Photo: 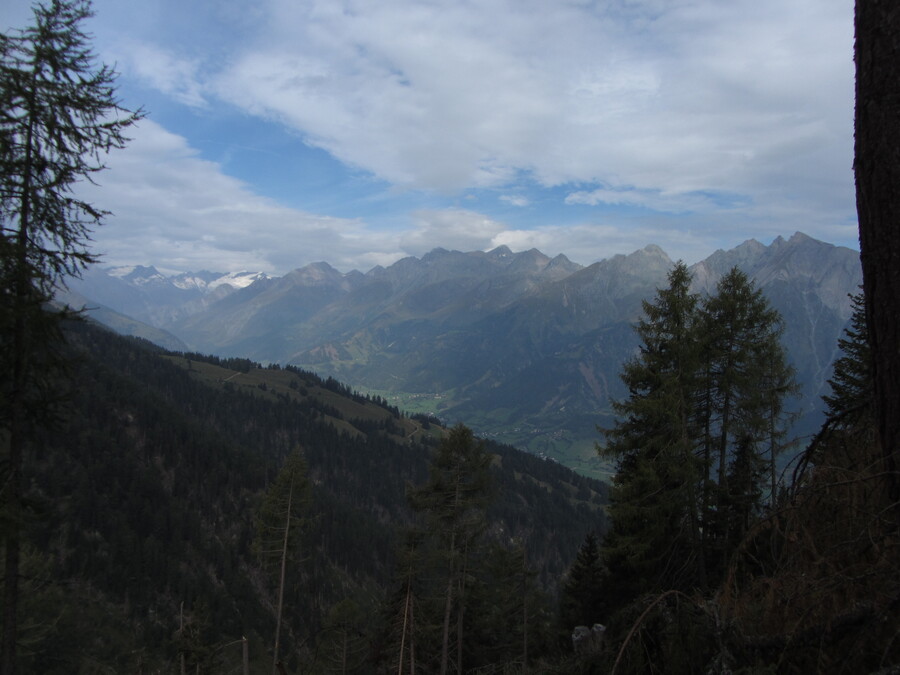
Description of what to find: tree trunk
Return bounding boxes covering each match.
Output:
[398,583,410,675]
[409,593,416,675]
[439,572,453,675]
[1,73,39,675]
[522,545,528,673]
[272,475,294,675]
[855,0,900,518]
[455,538,471,675]
[180,603,187,675]
[679,384,707,589]
[440,475,462,675]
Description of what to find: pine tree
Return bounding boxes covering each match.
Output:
[0,3,142,671]
[377,527,426,675]
[698,268,796,572]
[466,540,551,670]
[408,424,492,675]
[702,268,796,569]
[254,448,313,675]
[318,597,368,675]
[701,268,767,515]
[599,265,796,606]
[559,532,606,630]
[599,262,706,606]
[824,292,872,426]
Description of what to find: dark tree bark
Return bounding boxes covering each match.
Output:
[854,0,900,513]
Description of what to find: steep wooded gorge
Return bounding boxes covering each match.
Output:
[66,232,862,478]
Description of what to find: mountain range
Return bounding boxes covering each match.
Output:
[64,232,862,478]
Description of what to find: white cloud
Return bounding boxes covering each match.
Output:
[401,209,509,255]
[118,43,208,108]
[82,118,686,273]
[500,195,530,207]
[204,0,852,219]
[20,0,855,275]
[76,117,855,276]
[79,120,377,273]
[564,187,727,214]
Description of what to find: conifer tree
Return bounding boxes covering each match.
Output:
[559,532,606,630]
[0,2,141,671]
[813,292,875,475]
[599,265,796,607]
[599,262,706,605]
[318,597,368,675]
[254,448,312,675]
[467,540,551,670]
[408,424,492,675]
[823,292,872,426]
[378,527,426,675]
[698,268,795,569]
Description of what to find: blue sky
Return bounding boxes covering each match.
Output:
[1,0,857,275]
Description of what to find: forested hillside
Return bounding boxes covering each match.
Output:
[13,320,606,672]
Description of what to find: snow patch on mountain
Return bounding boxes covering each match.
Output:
[208,271,270,290]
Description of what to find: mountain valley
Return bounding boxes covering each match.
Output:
[65,232,862,478]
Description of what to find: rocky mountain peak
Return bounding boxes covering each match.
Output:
[422,247,451,263]
[546,253,581,276]
[639,243,670,260]
[287,261,343,284]
[487,245,514,260]
[506,248,552,274]
[118,265,167,286]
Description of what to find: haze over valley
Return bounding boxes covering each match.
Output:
[65,231,861,478]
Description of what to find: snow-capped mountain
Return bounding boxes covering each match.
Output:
[63,266,271,326]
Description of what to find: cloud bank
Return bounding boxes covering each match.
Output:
[3,0,858,274]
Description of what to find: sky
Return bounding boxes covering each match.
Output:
[1,0,858,276]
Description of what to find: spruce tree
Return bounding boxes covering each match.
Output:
[254,448,313,675]
[466,541,551,670]
[698,268,795,571]
[814,292,875,474]
[559,532,606,630]
[600,265,796,606]
[823,292,872,425]
[599,262,706,606]
[408,424,492,675]
[318,597,368,675]
[0,2,141,671]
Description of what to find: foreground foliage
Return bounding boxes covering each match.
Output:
[599,264,797,607]
[0,1,142,670]
[573,277,899,673]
